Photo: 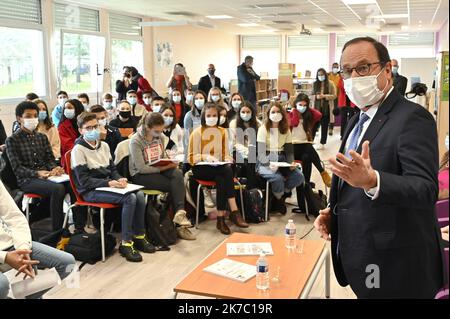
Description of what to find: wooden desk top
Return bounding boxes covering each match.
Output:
[174,233,326,299]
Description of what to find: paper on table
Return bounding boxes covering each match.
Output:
[47,174,70,183]
[203,258,256,283]
[270,161,301,168]
[95,183,144,195]
[196,161,233,166]
[3,267,61,299]
[226,242,274,256]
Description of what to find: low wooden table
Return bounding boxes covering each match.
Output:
[173,233,330,299]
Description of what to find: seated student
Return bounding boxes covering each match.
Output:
[169,89,187,128]
[6,101,69,230]
[58,99,84,169]
[51,91,69,128]
[34,99,61,162]
[218,105,233,156]
[185,88,195,109]
[0,180,75,299]
[77,93,90,111]
[89,105,122,158]
[208,87,228,112]
[438,138,449,200]
[142,91,154,112]
[160,105,184,157]
[151,96,165,114]
[257,101,304,214]
[228,93,244,122]
[229,101,260,189]
[126,90,147,120]
[71,112,154,262]
[129,113,195,240]
[109,100,139,139]
[102,93,116,122]
[289,94,331,187]
[188,102,249,235]
[26,92,39,101]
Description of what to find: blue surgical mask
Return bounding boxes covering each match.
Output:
[64,109,75,119]
[240,113,251,122]
[164,116,174,126]
[38,111,47,121]
[84,129,100,142]
[127,97,137,106]
[318,75,326,82]
[296,104,307,113]
[392,66,398,75]
[103,102,113,110]
[211,95,220,102]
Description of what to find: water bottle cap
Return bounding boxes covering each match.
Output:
[288,219,293,223]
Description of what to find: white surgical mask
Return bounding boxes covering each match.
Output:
[231,100,241,110]
[296,104,307,113]
[64,109,75,119]
[219,116,226,126]
[205,116,218,127]
[240,113,251,122]
[127,97,137,106]
[172,96,181,103]
[269,113,282,123]
[103,102,113,110]
[143,98,152,105]
[164,116,174,126]
[211,95,220,102]
[343,68,388,109]
[318,75,326,82]
[23,118,39,131]
[58,98,67,107]
[186,94,194,103]
[152,105,162,113]
[82,103,89,111]
[332,67,339,74]
[98,119,107,127]
[195,99,205,109]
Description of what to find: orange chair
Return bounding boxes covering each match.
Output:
[23,193,43,222]
[62,150,119,262]
[194,178,245,229]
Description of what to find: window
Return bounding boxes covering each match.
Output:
[241,35,281,79]
[111,39,143,89]
[335,33,378,62]
[109,13,142,37]
[0,0,42,25]
[287,35,328,77]
[388,32,435,58]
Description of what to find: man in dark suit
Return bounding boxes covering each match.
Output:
[314,37,444,298]
[198,64,221,96]
[391,59,408,96]
[237,56,260,107]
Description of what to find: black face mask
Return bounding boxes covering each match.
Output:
[119,111,131,119]
[208,69,215,76]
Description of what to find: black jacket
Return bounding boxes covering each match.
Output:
[198,75,221,95]
[237,63,260,106]
[115,79,138,101]
[393,73,408,96]
[0,120,6,145]
[330,88,444,298]
[104,125,122,159]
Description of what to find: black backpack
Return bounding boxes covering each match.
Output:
[64,231,116,264]
[145,201,177,247]
[295,182,327,220]
[237,188,265,224]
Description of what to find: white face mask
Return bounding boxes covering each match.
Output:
[23,118,39,131]
[127,97,137,106]
[269,113,282,123]
[205,116,218,127]
[332,67,339,74]
[98,119,107,127]
[343,68,388,109]
[219,116,226,126]
[152,104,162,113]
[58,98,67,107]
[296,104,307,113]
[211,95,220,102]
[164,116,174,126]
[240,112,251,122]
[103,102,113,110]
[195,99,205,109]
[143,98,152,105]
[82,103,89,110]
[318,75,326,82]
[64,109,75,119]
[186,94,194,102]
[231,100,241,110]
[172,95,181,103]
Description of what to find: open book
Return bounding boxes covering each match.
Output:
[195,161,233,167]
[95,183,144,195]
[47,174,70,183]
[203,258,256,283]
[226,242,274,256]
[270,161,301,168]
[150,158,179,167]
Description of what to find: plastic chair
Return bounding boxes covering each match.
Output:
[194,178,245,229]
[23,193,43,222]
[62,150,119,262]
[142,189,164,205]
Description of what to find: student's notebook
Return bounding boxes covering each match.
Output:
[269,161,301,168]
[47,174,70,183]
[195,161,233,167]
[226,243,274,256]
[203,258,256,283]
[150,159,179,167]
[95,183,144,195]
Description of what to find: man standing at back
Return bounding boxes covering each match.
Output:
[198,64,221,96]
[237,56,260,107]
[391,59,408,96]
[314,37,444,298]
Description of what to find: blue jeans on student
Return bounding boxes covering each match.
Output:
[0,241,76,299]
[82,190,146,242]
[258,165,304,199]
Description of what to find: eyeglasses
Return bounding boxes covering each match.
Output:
[83,124,100,131]
[340,61,384,79]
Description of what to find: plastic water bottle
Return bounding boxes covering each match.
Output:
[256,253,269,290]
[285,219,296,249]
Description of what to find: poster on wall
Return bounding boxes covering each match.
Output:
[156,42,173,68]
[441,53,449,102]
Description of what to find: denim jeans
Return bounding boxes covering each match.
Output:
[258,165,304,199]
[0,241,76,299]
[82,190,146,241]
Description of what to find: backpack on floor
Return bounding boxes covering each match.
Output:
[295,182,327,220]
[236,188,265,224]
[145,202,177,247]
[64,231,116,264]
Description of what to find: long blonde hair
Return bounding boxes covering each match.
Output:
[440,151,449,171]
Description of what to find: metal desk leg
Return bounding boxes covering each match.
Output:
[299,248,330,299]
[172,292,178,299]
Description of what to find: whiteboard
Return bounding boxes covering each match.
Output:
[400,58,437,92]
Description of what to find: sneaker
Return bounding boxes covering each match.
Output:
[176,227,197,240]
[133,236,156,253]
[328,127,333,136]
[155,245,171,251]
[204,189,215,208]
[173,210,192,227]
[119,243,142,262]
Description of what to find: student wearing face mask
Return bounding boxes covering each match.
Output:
[150,96,165,114]
[167,63,192,97]
[142,91,154,112]
[51,91,69,128]
[188,103,249,235]
[109,101,139,139]
[77,93,90,111]
[228,93,245,122]
[289,94,331,188]
[6,102,69,231]
[102,93,116,122]
[328,63,342,136]
[160,105,184,157]
[257,102,305,215]
[72,112,155,262]
[208,87,228,111]
[198,64,221,98]
[34,99,61,161]
[169,89,187,128]
[185,89,195,108]
[129,112,195,240]
[229,101,261,189]
[89,105,122,159]
[391,59,408,96]
[58,99,84,169]
[314,37,443,299]
[183,90,207,174]
[126,90,147,120]
[313,68,337,150]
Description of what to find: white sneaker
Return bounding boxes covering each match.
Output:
[173,210,192,227]
[204,189,215,208]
